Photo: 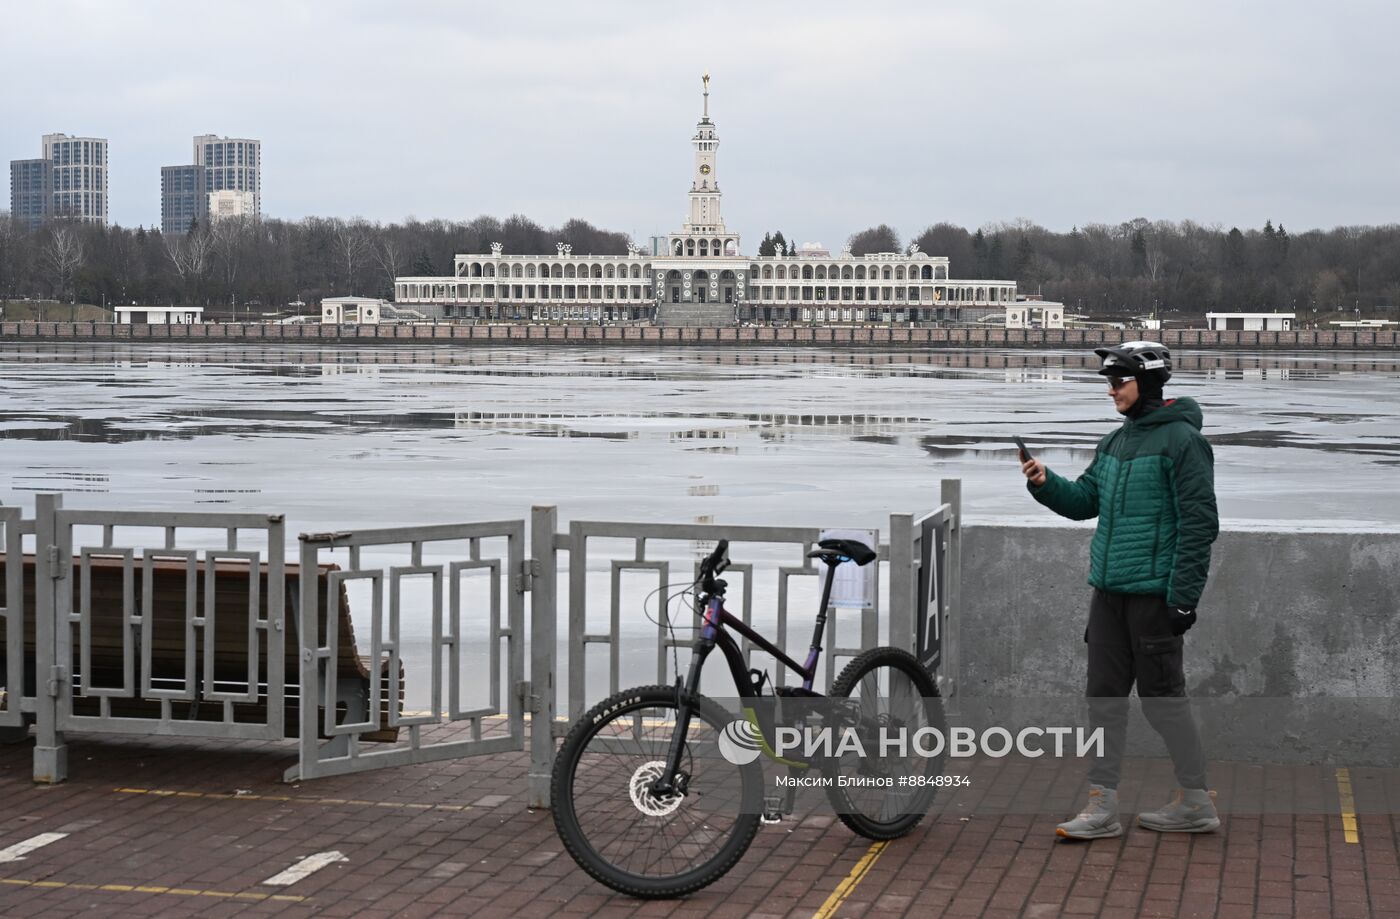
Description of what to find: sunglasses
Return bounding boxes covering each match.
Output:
[1106,377,1136,391]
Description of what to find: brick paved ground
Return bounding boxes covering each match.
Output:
[1,730,1398,918]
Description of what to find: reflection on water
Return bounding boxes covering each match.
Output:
[1,344,1398,529]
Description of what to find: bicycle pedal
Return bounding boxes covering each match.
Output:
[761,795,784,824]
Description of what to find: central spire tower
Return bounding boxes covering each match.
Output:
[688,73,722,231]
[670,73,739,259]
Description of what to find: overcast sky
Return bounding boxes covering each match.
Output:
[5,1,1397,249]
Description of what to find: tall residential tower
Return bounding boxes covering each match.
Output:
[194,135,260,218]
[8,134,108,229]
[160,135,260,234]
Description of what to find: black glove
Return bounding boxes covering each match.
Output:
[1169,607,1197,636]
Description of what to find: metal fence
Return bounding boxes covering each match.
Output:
[1,485,961,805]
[286,520,526,781]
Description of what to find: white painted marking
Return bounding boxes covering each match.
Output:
[261,850,348,886]
[0,832,69,864]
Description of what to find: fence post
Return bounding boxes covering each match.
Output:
[0,507,24,743]
[32,493,66,783]
[291,536,320,782]
[887,511,914,654]
[567,519,588,722]
[941,478,962,700]
[527,505,558,809]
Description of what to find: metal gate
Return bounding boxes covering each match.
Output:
[286,520,527,781]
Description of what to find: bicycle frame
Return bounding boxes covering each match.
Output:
[651,559,841,795]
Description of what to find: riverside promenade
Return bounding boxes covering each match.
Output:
[2,728,1397,918]
[2,320,1399,351]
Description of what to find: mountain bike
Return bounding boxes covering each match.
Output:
[551,537,947,898]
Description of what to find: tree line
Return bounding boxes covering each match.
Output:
[0,213,631,315]
[844,220,1400,320]
[2,210,1398,320]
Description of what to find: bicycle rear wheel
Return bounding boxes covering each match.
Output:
[826,647,947,839]
[551,685,764,898]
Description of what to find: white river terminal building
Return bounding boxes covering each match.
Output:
[394,77,1016,325]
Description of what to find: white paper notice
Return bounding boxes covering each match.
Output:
[818,528,878,609]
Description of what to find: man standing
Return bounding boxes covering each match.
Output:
[1020,341,1220,839]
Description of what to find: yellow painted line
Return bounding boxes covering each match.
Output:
[0,877,304,902]
[1336,767,1359,843]
[113,786,471,813]
[812,841,888,919]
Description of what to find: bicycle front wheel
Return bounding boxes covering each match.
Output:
[826,647,947,839]
[551,685,764,898]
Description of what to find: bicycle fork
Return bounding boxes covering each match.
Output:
[650,635,714,798]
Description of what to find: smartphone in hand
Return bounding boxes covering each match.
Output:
[1013,436,1032,463]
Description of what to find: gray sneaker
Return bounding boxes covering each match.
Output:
[1056,784,1123,839]
[1137,788,1221,833]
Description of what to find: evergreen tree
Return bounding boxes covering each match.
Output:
[1014,235,1035,279]
[759,232,773,257]
[971,229,987,276]
[987,235,1005,277]
[772,231,787,258]
[411,248,436,276]
[1222,228,1247,273]
[1130,230,1148,275]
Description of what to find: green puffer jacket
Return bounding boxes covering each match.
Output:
[1027,397,1219,608]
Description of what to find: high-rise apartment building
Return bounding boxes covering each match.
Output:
[43,134,108,224]
[10,159,53,228]
[161,135,260,234]
[8,134,108,229]
[194,135,259,217]
[160,164,206,235]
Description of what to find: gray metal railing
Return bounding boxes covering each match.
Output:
[286,520,527,781]
[4,484,961,806]
[26,494,286,782]
[560,520,884,718]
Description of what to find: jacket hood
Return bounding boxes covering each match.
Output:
[1134,396,1203,431]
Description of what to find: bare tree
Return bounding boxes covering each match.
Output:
[372,231,403,297]
[332,218,371,293]
[847,224,902,256]
[0,214,20,310]
[1143,228,1168,282]
[164,225,213,302]
[209,215,253,306]
[45,225,85,305]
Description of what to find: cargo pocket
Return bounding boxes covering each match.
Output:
[1136,633,1186,696]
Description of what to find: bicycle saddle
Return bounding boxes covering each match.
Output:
[807,538,877,566]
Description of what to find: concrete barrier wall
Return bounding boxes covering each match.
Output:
[1,321,1398,350]
[960,525,1400,698]
[959,524,1400,764]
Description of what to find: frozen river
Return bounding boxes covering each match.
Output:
[2,343,1398,531]
[3,343,1398,708]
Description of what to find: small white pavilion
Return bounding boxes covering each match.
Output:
[113,306,204,325]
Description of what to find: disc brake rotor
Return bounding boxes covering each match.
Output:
[628,761,684,817]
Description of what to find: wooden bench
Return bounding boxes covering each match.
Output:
[0,553,401,743]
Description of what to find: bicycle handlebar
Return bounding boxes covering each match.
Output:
[700,539,729,594]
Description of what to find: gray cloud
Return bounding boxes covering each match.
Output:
[4,0,1396,249]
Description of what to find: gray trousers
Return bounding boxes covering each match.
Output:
[1084,588,1208,790]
